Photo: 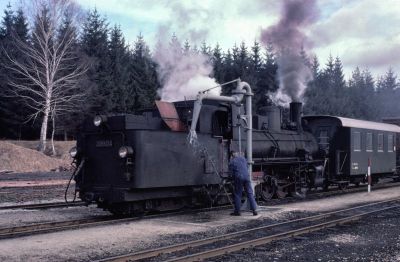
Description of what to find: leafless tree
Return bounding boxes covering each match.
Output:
[4,0,87,153]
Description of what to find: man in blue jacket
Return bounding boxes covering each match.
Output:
[229,151,258,216]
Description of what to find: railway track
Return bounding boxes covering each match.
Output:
[0,180,399,240]
[265,179,400,205]
[0,201,85,210]
[0,178,395,211]
[97,197,400,262]
[0,204,232,239]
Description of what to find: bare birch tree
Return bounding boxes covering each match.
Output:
[4,0,87,153]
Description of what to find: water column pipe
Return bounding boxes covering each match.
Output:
[239,81,254,189]
[188,80,254,190]
[189,81,244,144]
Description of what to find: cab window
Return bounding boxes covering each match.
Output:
[212,110,231,138]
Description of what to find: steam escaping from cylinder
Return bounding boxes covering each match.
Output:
[261,0,318,106]
[153,36,220,102]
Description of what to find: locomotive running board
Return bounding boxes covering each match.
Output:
[155,101,187,132]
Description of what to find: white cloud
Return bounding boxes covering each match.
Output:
[3,0,399,77]
[78,0,170,23]
[76,0,279,49]
[308,0,400,77]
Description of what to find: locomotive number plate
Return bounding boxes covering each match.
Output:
[96,140,113,147]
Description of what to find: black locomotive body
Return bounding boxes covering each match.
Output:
[75,101,227,214]
[72,99,400,215]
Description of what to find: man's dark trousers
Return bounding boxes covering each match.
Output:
[233,176,257,214]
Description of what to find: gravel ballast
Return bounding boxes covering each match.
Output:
[0,172,73,205]
[216,207,400,262]
[0,186,400,261]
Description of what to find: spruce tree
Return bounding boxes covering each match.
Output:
[249,40,264,108]
[183,39,190,54]
[221,49,235,94]
[237,41,249,78]
[0,3,15,138]
[108,25,130,112]
[80,8,111,114]
[200,41,211,56]
[377,68,399,117]
[212,43,224,83]
[0,5,31,138]
[256,43,278,108]
[129,34,158,110]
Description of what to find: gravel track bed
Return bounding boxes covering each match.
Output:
[0,171,71,181]
[0,172,73,205]
[0,184,71,204]
[0,172,399,261]
[213,207,400,261]
[141,211,311,262]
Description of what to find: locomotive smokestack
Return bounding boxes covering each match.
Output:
[290,102,303,131]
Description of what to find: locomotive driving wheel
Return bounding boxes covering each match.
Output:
[259,181,276,201]
[276,184,289,199]
[338,182,349,190]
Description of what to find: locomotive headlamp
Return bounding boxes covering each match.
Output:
[93,115,107,127]
[69,146,78,158]
[118,146,133,158]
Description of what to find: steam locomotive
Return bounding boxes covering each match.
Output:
[69,81,400,215]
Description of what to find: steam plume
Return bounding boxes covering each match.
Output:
[261,0,318,106]
[154,35,219,102]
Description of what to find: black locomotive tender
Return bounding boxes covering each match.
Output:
[70,81,400,215]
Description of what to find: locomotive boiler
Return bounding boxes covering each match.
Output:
[70,80,324,215]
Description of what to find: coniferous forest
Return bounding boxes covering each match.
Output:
[0,3,399,144]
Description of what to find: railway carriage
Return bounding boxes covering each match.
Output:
[304,116,400,187]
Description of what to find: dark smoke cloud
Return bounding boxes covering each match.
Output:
[261,0,319,106]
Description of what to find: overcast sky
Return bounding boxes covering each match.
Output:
[1,0,400,79]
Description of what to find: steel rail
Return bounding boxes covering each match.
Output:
[0,204,233,239]
[265,180,400,205]
[98,197,400,262]
[169,204,400,262]
[0,201,85,210]
[0,216,122,239]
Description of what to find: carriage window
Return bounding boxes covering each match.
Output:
[377,133,384,152]
[318,130,329,149]
[388,134,394,152]
[366,133,373,152]
[353,131,361,152]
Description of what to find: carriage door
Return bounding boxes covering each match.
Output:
[336,151,348,175]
